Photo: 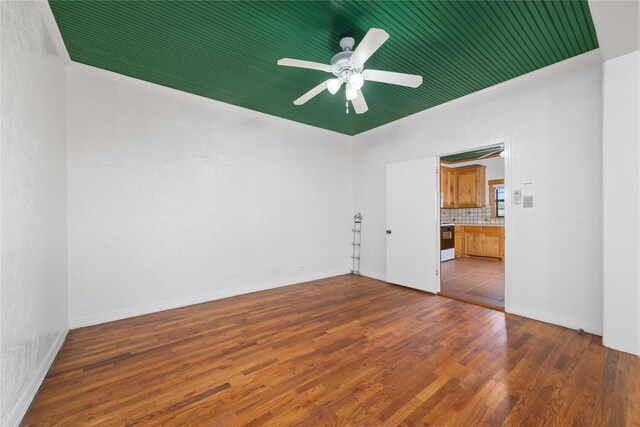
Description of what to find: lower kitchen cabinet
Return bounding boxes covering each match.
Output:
[455,226,504,260]
[482,228,503,258]
[454,226,464,257]
[464,227,484,256]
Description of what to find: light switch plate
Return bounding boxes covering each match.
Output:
[513,190,522,205]
[523,196,534,208]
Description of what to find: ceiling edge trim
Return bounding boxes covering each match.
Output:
[353,48,603,138]
[44,1,70,63]
[67,61,352,138]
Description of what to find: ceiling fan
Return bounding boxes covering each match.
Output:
[277,28,423,114]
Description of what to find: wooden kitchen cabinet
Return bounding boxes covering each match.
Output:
[455,165,486,208]
[482,228,503,258]
[463,226,484,256]
[459,226,504,259]
[440,166,457,208]
[454,226,464,257]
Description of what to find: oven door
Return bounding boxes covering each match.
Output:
[441,227,454,250]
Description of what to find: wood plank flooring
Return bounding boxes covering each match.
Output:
[23,274,640,426]
[441,257,505,309]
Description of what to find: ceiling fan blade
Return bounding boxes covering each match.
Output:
[350,28,390,66]
[352,89,368,114]
[362,69,423,88]
[277,58,332,72]
[294,80,332,105]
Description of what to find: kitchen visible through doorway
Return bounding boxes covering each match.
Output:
[439,145,505,310]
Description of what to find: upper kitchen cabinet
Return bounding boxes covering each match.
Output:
[455,165,486,208]
[440,166,457,208]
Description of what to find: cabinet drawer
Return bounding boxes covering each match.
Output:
[482,226,503,235]
[464,226,482,233]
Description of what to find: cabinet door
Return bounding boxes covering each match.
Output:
[483,233,502,258]
[441,167,456,208]
[464,232,483,256]
[456,166,486,207]
[454,227,464,257]
[482,227,504,259]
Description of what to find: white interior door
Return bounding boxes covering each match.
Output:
[386,156,439,293]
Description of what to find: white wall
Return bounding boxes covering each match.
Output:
[602,51,640,355]
[67,65,353,327]
[590,0,640,356]
[588,0,639,61]
[0,2,68,425]
[352,52,603,334]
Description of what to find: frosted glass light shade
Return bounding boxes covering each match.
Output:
[327,78,342,95]
[349,74,364,90]
[345,86,358,100]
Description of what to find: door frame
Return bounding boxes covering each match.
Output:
[435,137,512,311]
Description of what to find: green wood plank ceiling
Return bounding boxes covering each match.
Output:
[441,146,504,163]
[49,0,598,136]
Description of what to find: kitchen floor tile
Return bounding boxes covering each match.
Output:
[440,257,504,309]
[470,281,505,300]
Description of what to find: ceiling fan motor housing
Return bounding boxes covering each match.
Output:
[339,36,355,51]
[331,37,364,79]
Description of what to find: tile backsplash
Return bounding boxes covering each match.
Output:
[441,206,505,225]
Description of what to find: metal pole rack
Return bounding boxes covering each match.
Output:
[351,213,362,274]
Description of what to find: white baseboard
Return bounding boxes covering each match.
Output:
[353,273,603,337]
[359,270,386,282]
[602,336,640,356]
[507,305,603,336]
[69,269,351,329]
[6,329,68,427]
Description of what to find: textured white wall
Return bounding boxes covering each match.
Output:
[590,0,640,356]
[352,53,603,334]
[602,50,640,355]
[67,65,353,327]
[588,0,639,61]
[0,2,68,425]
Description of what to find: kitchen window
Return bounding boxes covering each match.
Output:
[495,187,505,217]
[489,179,505,218]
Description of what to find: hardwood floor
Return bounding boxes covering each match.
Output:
[441,257,505,309]
[24,274,639,426]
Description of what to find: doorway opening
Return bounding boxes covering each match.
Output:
[438,144,506,311]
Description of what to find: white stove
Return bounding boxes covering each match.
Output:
[441,224,455,262]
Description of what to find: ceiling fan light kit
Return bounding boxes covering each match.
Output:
[345,86,358,101]
[277,28,423,114]
[349,74,364,90]
[327,78,342,95]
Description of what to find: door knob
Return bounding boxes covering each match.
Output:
[386,230,392,235]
